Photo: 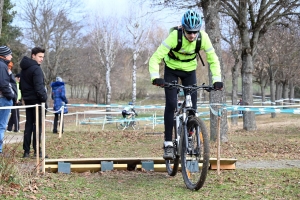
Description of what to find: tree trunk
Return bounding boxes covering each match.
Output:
[132,53,137,105]
[106,64,111,105]
[239,0,256,131]
[270,77,276,118]
[289,81,295,104]
[282,80,289,106]
[231,60,240,126]
[0,0,4,35]
[202,0,228,142]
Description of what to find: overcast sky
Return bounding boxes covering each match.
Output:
[84,0,184,27]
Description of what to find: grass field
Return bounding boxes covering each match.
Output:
[1,110,300,199]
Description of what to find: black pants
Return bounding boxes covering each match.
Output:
[23,102,42,153]
[53,113,63,133]
[7,106,20,132]
[163,66,197,141]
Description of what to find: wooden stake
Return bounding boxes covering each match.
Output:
[217,115,221,175]
[59,106,63,138]
[35,104,39,174]
[42,103,46,174]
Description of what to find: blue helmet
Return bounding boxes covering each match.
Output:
[181,10,202,31]
[128,102,133,105]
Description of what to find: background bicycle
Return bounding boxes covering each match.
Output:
[116,103,139,130]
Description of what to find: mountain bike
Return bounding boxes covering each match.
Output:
[162,81,214,190]
[116,110,139,130]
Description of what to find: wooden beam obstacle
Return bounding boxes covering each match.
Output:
[44,157,237,173]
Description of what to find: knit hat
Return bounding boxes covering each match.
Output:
[56,77,62,82]
[15,73,21,78]
[0,46,12,56]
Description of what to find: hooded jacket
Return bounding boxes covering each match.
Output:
[19,56,47,103]
[50,81,68,113]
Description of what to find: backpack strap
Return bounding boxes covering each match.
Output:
[168,28,205,64]
[196,32,205,66]
[173,27,182,52]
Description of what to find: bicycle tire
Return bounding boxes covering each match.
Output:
[131,121,139,130]
[116,121,125,130]
[165,119,183,176]
[181,116,210,190]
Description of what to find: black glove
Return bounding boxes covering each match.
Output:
[213,82,223,90]
[152,78,165,86]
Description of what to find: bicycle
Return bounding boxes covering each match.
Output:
[161,81,215,190]
[116,110,139,130]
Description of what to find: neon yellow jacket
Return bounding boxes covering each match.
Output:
[149,29,221,83]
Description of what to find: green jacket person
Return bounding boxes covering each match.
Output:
[149,10,223,160]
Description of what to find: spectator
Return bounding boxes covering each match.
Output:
[50,76,68,134]
[19,47,47,158]
[0,46,16,154]
[7,73,22,132]
[122,102,136,119]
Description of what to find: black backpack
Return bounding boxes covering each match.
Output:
[168,26,205,66]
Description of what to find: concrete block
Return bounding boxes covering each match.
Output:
[186,160,199,173]
[141,160,154,171]
[101,161,113,171]
[58,161,71,174]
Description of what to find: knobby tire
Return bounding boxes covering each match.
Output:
[181,116,210,190]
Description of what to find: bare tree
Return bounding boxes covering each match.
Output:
[124,3,153,105]
[18,0,84,99]
[220,0,300,131]
[221,16,242,126]
[88,16,120,105]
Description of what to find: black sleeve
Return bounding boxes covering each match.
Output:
[0,66,14,100]
[33,67,47,102]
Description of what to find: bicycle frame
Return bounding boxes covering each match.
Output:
[171,82,214,156]
[163,81,215,190]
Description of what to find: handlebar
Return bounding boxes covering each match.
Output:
[162,82,215,92]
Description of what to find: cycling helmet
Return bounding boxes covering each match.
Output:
[181,10,202,31]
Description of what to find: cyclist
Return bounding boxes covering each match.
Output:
[149,9,223,160]
[122,102,137,119]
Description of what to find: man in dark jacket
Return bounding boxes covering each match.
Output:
[0,46,16,154]
[20,47,47,158]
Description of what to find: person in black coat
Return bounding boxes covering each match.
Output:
[19,47,47,158]
[0,46,16,154]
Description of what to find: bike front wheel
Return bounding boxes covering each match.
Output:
[181,116,210,190]
[130,121,139,130]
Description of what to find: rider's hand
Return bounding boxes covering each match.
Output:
[152,78,165,86]
[213,82,223,90]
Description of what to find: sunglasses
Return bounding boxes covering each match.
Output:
[185,30,198,35]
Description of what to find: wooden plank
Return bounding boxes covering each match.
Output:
[45,164,129,173]
[210,163,236,170]
[45,157,237,165]
[44,157,238,173]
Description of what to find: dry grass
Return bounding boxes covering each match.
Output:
[1,108,300,199]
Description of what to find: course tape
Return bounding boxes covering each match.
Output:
[68,103,300,118]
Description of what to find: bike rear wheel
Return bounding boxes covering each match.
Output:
[181,116,210,190]
[165,121,182,176]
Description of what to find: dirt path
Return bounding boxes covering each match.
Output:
[4,133,23,144]
[236,160,300,169]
